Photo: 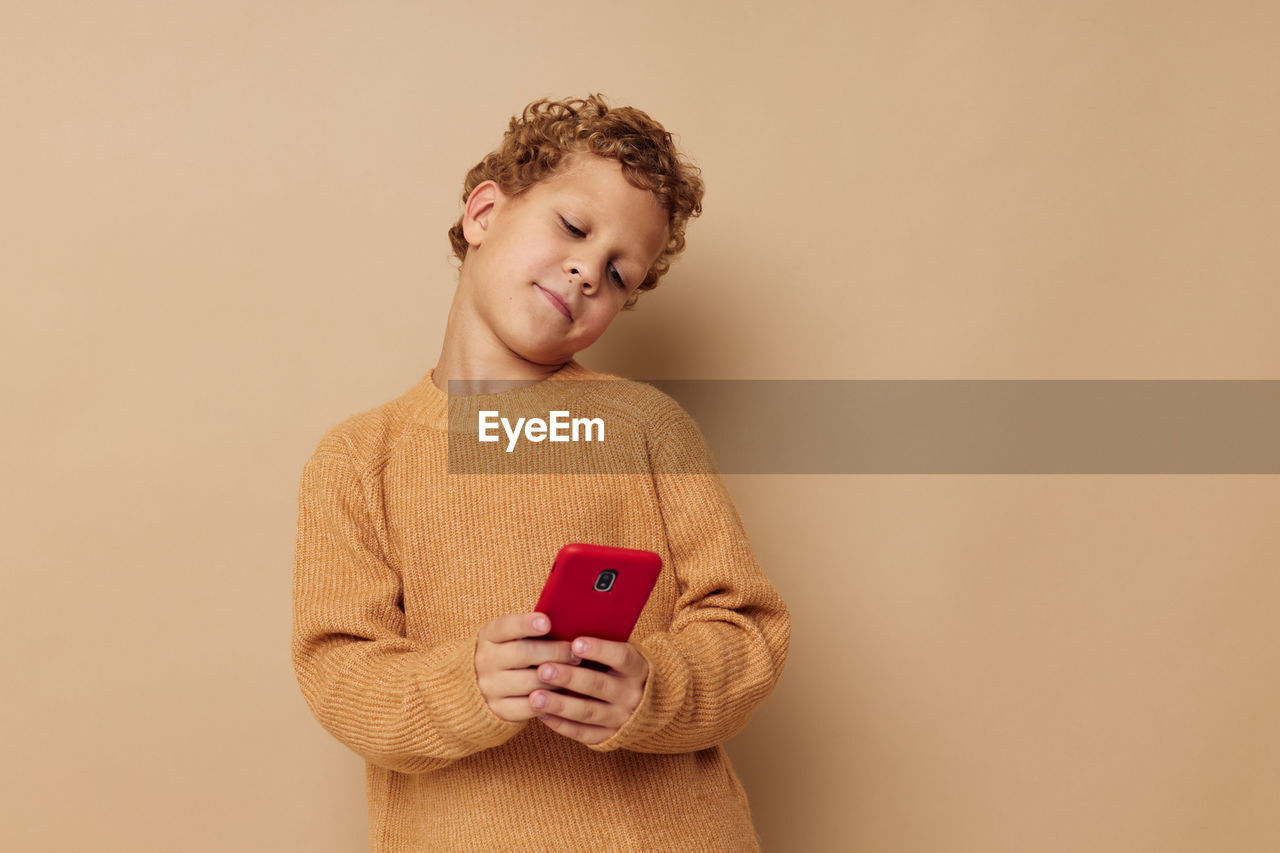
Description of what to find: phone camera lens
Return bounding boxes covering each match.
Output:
[594,569,618,592]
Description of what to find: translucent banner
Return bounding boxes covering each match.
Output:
[446,380,1280,474]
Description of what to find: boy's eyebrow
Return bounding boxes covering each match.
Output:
[557,189,599,214]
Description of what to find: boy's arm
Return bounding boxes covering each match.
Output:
[589,402,792,755]
[291,441,524,774]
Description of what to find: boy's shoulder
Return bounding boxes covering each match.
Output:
[571,365,716,472]
[306,378,425,470]
[569,363,689,426]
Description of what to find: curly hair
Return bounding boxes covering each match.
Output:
[448,94,704,309]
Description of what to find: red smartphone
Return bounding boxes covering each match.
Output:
[534,543,662,672]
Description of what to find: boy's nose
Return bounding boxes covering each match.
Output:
[569,267,594,291]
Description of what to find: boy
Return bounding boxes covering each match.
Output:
[293,95,790,851]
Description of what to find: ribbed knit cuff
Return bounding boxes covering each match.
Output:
[588,634,689,754]
[417,639,527,753]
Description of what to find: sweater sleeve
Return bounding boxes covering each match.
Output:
[291,438,525,773]
[590,401,791,755]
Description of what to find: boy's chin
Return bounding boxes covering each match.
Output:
[510,345,582,368]
[502,317,608,366]
[508,336,596,368]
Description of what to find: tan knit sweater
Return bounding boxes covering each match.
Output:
[292,360,791,852]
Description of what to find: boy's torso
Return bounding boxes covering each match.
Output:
[323,370,762,851]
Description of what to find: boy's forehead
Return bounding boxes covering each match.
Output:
[543,155,650,205]
[551,152,616,182]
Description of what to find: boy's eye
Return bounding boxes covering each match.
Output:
[560,215,625,289]
[608,264,626,289]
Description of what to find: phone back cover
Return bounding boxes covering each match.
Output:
[534,543,662,643]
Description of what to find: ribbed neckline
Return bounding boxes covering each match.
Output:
[405,359,604,430]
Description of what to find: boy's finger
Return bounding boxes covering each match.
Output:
[493,638,576,670]
[478,667,562,713]
[479,612,551,644]
[537,712,613,746]
[486,695,544,723]
[571,637,646,677]
[536,662,614,702]
[529,689,626,730]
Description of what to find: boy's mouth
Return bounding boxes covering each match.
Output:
[534,284,573,320]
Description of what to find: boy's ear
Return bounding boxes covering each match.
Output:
[461,181,503,249]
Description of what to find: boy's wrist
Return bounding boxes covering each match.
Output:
[420,638,528,749]
[584,641,667,753]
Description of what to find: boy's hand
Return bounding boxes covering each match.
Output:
[474,613,577,722]
[530,637,649,746]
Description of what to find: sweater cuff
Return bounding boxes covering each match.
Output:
[417,638,527,752]
[588,634,689,754]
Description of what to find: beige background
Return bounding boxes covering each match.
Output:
[3,1,1277,851]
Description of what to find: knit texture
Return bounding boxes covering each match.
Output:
[292,360,791,851]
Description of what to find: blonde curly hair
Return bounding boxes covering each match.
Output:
[448,94,704,309]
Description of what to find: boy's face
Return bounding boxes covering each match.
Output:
[459,154,669,367]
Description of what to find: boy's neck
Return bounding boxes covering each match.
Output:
[432,353,569,395]
[433,292,571,395]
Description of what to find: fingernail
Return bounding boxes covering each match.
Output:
[570,653,582,664]
[531,692,548,709]
[573,639,588,654]
[539,664,557,680]
[533,616,549,633]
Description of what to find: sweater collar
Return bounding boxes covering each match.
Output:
[405,359,602,430]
